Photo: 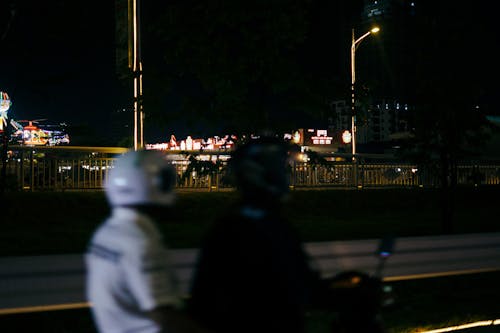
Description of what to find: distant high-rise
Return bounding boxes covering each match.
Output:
[355,0,419,102]
[328,0,419,147]
[362,0,417,22]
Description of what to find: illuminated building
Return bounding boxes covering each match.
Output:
[10,120,70,146]
[323,0,419,150]
[147,130,351,155]
[362,0,417,21]
[329,99,411,145]
[0,92,70,146]
[146,134,236,152]
[357,0,419,102]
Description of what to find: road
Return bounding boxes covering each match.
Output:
[1,232,500,314]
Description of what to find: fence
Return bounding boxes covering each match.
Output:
[1,145,499,191]
[1,146,126,191]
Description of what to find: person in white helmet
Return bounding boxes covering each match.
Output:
[85,150,201,333]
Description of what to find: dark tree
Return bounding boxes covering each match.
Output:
[131,0,364,136]
[401,2,496,233]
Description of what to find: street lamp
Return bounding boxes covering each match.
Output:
[350,26,380,159]
[130,0,144,151]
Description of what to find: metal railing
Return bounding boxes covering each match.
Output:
[2,146,127,191]
[2,146,499,191]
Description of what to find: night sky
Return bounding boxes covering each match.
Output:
[1,1,120,144]
[0,1,499,145]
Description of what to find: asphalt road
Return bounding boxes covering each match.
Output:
[1,233,500,316]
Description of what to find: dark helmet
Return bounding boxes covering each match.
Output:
[229,136,293,202]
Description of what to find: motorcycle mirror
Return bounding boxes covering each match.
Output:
[374,237,395,278]
[377,237,395,258]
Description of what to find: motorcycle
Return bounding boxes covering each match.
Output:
[325,237,396,333]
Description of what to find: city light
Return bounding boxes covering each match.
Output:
[342,130,352,144]
[415,319,500,333]
[146,134,236,151]
[0,91,11,132]
[10,120,70,146]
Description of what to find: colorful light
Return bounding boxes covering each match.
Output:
[415,319,500,333]
[342,130,352,144]
[146,134,236,151]
[11,120,70,146]
[0,91,12,132]
[293,131,301,144]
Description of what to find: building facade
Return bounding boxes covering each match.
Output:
[329,99,412,147]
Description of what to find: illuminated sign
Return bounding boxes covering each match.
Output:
[305,129,334,146]
[293,131,301,144]
[10,120,70,146]
[146,134,236,151]
[0,92,11,132]
[21,121,49,145]
[342,130,352,144]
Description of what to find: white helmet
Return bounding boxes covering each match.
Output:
[106,150,176,207]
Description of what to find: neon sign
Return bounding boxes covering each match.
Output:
[146,134,236,151]
[342,130,352,144]
[0,92,11,132]
[307,129,333,145]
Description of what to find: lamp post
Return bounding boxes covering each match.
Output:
[350,26,380,159]
[129,0,144,151]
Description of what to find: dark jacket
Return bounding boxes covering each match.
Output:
[188,205,322,333]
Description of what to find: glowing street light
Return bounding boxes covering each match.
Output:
[350,26,380,159]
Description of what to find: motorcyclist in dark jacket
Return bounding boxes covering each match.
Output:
[188,136,323,333]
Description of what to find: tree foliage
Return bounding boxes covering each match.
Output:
[398,3,497,233]
[140,0,342,135]
[400,2,494,165]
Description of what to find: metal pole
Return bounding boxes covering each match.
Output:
[30,149,34,192]
[350,27,379,188]
[351,29,358,188]
[20,150,24,191]
[351,29,356,158]
[131,0,143,150]
[0,124,10,193]
[350,28,377,160]
[139,62,144,148]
